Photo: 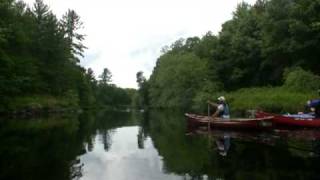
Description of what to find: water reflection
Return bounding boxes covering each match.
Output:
[80,127,181,180]
[1,110,320,180]
[0,114,84,180]
[215,136,230,157]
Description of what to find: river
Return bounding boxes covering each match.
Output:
[0,110,320,180]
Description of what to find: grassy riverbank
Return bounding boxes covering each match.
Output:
[1,95,80,115]
[1,94,131,116]
[226,87,316,114]
[190,68,320,114]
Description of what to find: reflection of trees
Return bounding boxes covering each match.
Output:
[0,114,83,180]
[86,137,94,152]
[78,111,97,154]
[146,110,320,179]
[81,110,134,152]
[0,110,136,180]
[137,111,151,149]
[94,110,134,152]
[137,127,146,149]
[140,111,150,136]
[146,110,213,176]
[70,159,83,180]
[100,129,114,151]
[313,140,320,155]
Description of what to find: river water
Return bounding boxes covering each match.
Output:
[1,110,320,180]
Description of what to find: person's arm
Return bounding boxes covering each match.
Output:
[212,104,224,119]
[212,109,219,118]
[207,100,218,107]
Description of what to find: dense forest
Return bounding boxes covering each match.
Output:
[0,0,133,113]
[137,0,320,112]
[2,0,320,114]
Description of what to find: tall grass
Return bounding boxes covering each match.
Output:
[192,68,320,114]
[5,95,79,112]
[226,87,316,113]
[226,68,320,113]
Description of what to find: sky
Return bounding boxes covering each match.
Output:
[24,0,257,88]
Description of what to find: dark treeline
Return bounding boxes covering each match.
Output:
[137,0,320,111]
[0,0,133,112]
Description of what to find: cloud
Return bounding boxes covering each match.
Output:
[24,0,257,88]
[82,51,101,67]
[80,127,182,180]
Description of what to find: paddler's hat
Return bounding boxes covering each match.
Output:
[217,96,226,102]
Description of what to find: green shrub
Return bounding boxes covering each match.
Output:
[7,95,79,112]
[191,81,223,112]
[227,87,315,114]
[283,67,320,92]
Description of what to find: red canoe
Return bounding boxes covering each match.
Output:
[185,113,273,130]
[255,111,320,128]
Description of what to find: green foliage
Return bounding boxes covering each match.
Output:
[135,71,149,109]
[95,69,133,109]
[6,95,78,112]
[211,2,265,89]
[283,67,320,92]
[98,68,112,85]
[145,0,320,112]
[227,87,315,113]
[149,51,211,109]
[0,0,132,112]
[60,9,86,63]
[191,81,223,112]
[96,84,132,109]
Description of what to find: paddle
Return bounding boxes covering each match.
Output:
[208,103,211,131]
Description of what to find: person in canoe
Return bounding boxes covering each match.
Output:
[303,89,320,118]
[207,96,230,119]
[306,99,320,118]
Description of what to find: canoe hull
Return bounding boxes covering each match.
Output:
[255,111,320,128]
[185,113,273,130]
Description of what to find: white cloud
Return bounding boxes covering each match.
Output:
[24,0,257,88]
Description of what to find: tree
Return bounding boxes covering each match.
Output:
[136,71,146,88]
[60,9,86,63]
[87,68,97,85]
[99,68,112,85]
[136,71,149,108]
[32,0,49,24]
[148,52,209,109]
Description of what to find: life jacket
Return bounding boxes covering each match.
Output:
[218,103,230,117]
[308,99,320,107]
[307,99,320,118]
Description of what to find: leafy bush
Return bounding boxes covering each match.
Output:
[149,52,210,109]
[191,81,223,112]
[7,95,79,112]
[227,87,315,114]
[283,67,320,92]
